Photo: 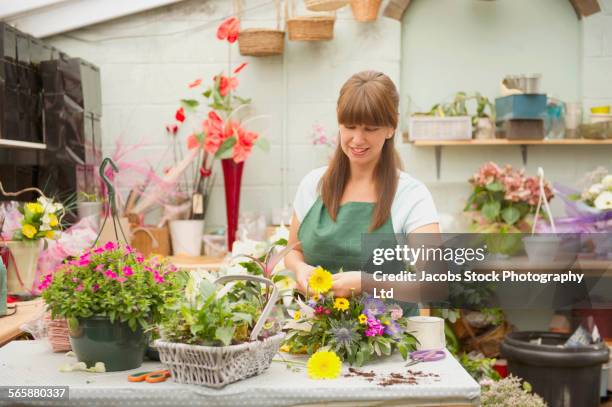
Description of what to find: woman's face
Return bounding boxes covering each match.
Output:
[339,124,393,166]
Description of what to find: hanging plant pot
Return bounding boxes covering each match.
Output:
[350,0,382,22]
[287,16,335,41]
[305,0,349,12]
[238,29,285,56]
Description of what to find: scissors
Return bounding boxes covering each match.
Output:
[405,349,445,367]
[128,370,171,383]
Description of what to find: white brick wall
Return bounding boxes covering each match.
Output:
[45,0,612,231]
[46,0,401,229]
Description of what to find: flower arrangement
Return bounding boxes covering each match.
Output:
[575,167,612,211]
[12,197,64,241]
[41,242,181,331]
[464,162,554,232]
[283,268,418,367]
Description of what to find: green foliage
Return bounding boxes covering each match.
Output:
[42,244,183,331]
[160,276,266,346]
[458,353,501,382]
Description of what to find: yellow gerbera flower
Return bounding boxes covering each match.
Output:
[307,351,342,380]
[48,213,59,227]
[294,311,301,321]
[333,297,349,312]
[309,267,332,293]
[22,224,37,239]
[26,203,44,214]
[312,293,322,302]
[45,230,55,239]
[358,314,367,324]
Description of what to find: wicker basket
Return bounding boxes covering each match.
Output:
[350,0,382,22]
[305,0,349,11]
[156,275,285,388]
[459,310,513,358]
[238,28,285,56]
[287,16,335,41]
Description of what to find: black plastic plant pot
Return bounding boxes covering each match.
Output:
[68,316,148,372]
[501,331,610,407]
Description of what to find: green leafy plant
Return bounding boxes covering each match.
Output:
[458,352,501,382]
[41,242,182,331]
[160,276,277,346]
[419,92,495,128]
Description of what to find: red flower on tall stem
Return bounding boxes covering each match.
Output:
[216,17,240,43]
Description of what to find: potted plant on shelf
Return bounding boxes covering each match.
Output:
[76,192,103,229]
[156,274,284,388]
[1,195,64,296]
[41,242,182,371]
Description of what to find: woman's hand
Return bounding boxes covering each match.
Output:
[331,271,362,297]
[295,263,315,294]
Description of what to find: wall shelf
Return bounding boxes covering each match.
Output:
[0,139,47,150]
[409,138,612,179]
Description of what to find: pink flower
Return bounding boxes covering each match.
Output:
[232,128,259,163]
[72,277,79,283]
[92,283,100,292]
[76,284,84,292]
[125,245,134,254]
[122,266,134,277]
[389,306,403,320]
[135,254,144,264]
[38,274,53,291]
[203,111,226,155]
[95,264,104,272]
[153,271,165,284]
[105,269,118,279]
[471,162,501,186]
[365,318,384,337]
[93,247,105,254]
[78,258,91,267]
[104,241,117,251]
[117,277,127,283]
[214,75,239,97]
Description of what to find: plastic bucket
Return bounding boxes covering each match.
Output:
[501,331,610,407]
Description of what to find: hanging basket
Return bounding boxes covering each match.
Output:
[238,28,285,56]
[305,0,349,12]
[350,0,382,22]
[287,15,335,41]
[156,275,285,388]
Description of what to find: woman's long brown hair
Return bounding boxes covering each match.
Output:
[319,71,403,232]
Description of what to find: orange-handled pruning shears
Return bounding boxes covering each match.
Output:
[128,370,171,383]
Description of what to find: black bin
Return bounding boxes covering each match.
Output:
[501,331,609,407]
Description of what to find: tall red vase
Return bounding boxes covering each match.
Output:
[221,158,244,251]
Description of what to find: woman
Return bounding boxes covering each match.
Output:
[285,71,440,307]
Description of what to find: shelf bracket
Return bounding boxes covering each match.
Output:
[435,145,442,180]
[520,145,528,166]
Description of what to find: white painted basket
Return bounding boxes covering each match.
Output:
[156,275,285,388]
[408,116,473,141]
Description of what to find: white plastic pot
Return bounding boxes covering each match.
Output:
[170,220,205,256]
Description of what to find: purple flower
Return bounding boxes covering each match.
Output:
[383,320,402,337]
[365,318,384,337]
[122,266,133,277]
[362,296,385,318]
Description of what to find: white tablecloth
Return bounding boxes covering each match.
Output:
[0,341,480,406]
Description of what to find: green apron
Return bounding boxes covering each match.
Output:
[298,197,418,316]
